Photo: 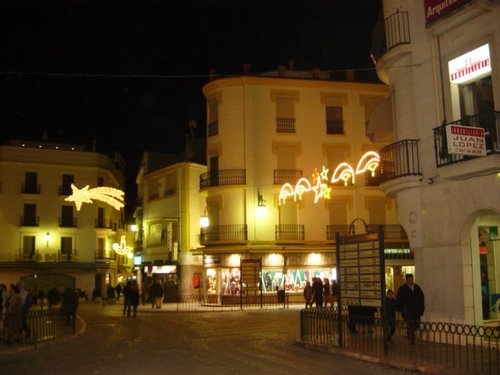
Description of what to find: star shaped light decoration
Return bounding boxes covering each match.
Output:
[65,184,125,211]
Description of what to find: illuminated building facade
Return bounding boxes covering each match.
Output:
[134,152,207,297]
[372,0,500,324]
[0,139,131,297]
[200,68,410,302]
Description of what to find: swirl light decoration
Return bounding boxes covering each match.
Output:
[355,151,380,177]
[331,162,356,186]
[112,235,133,255]
[65,184,125,211]
[278,183,294,205]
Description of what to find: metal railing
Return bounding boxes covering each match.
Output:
[0,306,76,350]
[276,117,296,133]
[433,111,500,167]
[371,9,411,63]
[199,169,246,189]
[200,224,248,243]
[275,224,305,241]
[273,169,303,185]
[366,224,408,240]
[21,183,41,194]
[300,307,499,375]
[59,217,78,227]
[379,139,421,183]
[20,216,40,226]
[326,225,351,240]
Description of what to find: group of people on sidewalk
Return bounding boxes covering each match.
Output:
[0,281,33,344]
[121,278,166,317]
[303,277,339,309]
[303,273,425,345]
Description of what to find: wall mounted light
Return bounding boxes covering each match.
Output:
[200,207,209,228]
[44,232,51,250]
[256,191,267,217]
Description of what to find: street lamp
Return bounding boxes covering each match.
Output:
[200,207,209,228]
[256,191,267,217]
[44,232,51,250]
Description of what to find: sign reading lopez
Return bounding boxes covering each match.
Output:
[446,125,486,157]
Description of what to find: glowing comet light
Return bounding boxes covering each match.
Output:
[112,235,133,255]
[294,178,312,201]
[65,184,125,211]
[278,151,381,205]
[331,162,356,186]
[355,151,380,177]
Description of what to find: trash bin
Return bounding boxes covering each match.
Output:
[277,290,285,303]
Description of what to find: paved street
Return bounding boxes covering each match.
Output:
[1,302,425,375]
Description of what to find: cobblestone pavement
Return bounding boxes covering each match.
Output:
[0,301,431,375]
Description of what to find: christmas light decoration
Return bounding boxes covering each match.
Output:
[279,151,380,205]
[65,184,125,211]
[112,235,133,255]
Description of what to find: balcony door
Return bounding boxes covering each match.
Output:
[209,156,219,186]
[22,235,35,260]
[61,237,73,260]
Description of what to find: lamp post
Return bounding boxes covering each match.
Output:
[256,191,267,217]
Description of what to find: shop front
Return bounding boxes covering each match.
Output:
[202,251,337,305]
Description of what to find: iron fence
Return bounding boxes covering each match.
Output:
[300,307,500,375]
[0,306,75,350]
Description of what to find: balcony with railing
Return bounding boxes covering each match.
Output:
[366,224,409,241]
[59,217,78,227]
[433,111,500,168]
[200,225,248,244]
[20,216,40,226]
[371,9,411,63]
[199,169,246,189]
[273,169,303,185]
[22,183,41,194]
[326,225,351,240]
[377,139,422,196]
[276,117,296,133]
[275,224,305,242]
[95,218,112,229]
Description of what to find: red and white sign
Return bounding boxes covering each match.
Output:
[448,44,491,84]
[446,125,486,156]
[425,0,472,25]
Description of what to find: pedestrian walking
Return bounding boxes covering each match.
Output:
[397,274,425,345]
[312,277,323,308]
[129,281,140,318]
[303,281,313,308]
[383,289,398,343]
[122,280,132,316]
[150,279,164,309]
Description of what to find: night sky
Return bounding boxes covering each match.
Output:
[0,0,382,207]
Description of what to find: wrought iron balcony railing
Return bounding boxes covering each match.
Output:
[95,218,112,229]
[273,169,303,185]
[378,139,422,183]
[366,224,409,241]
[371,9,411,63]
[200,169,246,189]
[59,217,78,227]
[200,225,248,243]
[433,111,500,167]
[275,224,305,241]
[326,225,351,240]
[21,183,41,194]
[20,216,40,226]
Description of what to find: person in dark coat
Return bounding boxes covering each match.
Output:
[397,274,425,344]
[129,281,140,318]
[122,280,132,316]
[312,277,323,308]
[383,289,398,342]
[150,279,164,309]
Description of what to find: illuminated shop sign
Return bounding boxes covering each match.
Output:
[279,151,380,205]
[448,44,491,84]
[446,124,486,156]
[425,0,472,25]
[151,265,177,274]
[65,184,125,211]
